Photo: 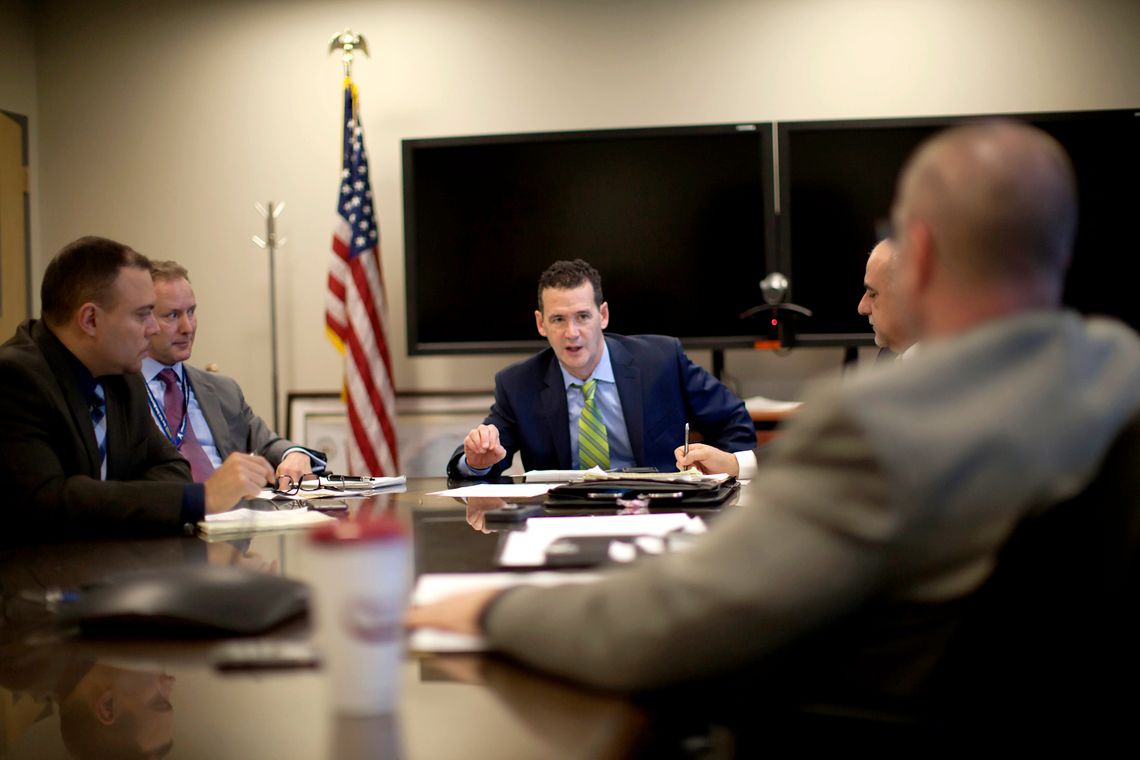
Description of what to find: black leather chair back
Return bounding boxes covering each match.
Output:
[928,412,1140,741]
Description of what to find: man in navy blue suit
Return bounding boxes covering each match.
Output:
[447,259,756,478]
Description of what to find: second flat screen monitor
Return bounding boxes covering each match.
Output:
[778,109,1140,345]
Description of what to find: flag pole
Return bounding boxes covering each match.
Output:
[252,202,286,432]
[325,27,399,476]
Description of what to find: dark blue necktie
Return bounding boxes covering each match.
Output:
[90,382,107,479]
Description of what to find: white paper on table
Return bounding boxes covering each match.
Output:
[497,513,706,567]
[198,507,336,535]
[523,466,606,483]
[408,572,601,652]
[427,483,555,498]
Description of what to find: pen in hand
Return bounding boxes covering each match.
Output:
[683,423,690,458]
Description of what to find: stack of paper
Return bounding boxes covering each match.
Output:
[523,467,606,483]
[523,467,729,484]
[581,468,729,484]
[744,395,803,414]
[498,512,706,567]
[427,483,554,498]
[198,507,336,536]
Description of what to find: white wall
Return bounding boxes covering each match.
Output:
[19,0,1140,419]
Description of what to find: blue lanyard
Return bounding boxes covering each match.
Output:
[145,365,190,448]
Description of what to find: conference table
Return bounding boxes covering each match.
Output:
[0,477,749,759]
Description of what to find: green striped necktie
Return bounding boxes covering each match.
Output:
[576,379,610,470]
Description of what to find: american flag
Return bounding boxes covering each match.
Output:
[325,78,399,476]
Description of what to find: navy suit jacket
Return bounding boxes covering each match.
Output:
[447,334,756,478]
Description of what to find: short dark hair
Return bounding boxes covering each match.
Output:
[150,259,191,284]
[40,236,152,326]
[536,259,604,312]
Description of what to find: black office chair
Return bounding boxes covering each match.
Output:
[787,409,1140,747]
[923,411,1140,744]
[639,412,1140,756]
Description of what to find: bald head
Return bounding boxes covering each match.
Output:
[858,238,914,352]
[888,122,1079,341]
[894,121,1077,290]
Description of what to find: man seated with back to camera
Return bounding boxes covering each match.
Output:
[143,260,326,490]
[446,259,756,478]
[410,122,1140,722]
[0,237,274,540]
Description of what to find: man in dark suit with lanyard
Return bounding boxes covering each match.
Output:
[141,260,325,486]
[0,236,273,540]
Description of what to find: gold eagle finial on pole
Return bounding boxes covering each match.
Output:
[328,28,369,78]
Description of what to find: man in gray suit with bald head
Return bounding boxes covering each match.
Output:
[407,121,1140,713]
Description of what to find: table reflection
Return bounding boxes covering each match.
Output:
[464,497,508,533]
[61,662,175,759]
[0,479,652,759]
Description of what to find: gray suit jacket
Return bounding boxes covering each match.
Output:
[182,365,323,468]
[483,311,1140,693]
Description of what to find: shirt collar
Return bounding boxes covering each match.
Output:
[559,338,614,390]
[57,336,100,405]
[142,356,184,381]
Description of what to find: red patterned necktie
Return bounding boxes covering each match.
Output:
[158,368,216,482]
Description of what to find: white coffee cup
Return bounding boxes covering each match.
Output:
[307,518,409,715]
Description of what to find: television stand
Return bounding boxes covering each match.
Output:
[712,348,725,381]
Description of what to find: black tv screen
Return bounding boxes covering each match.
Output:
[403,124,776,354]
[1039,110,1140,331]
[777,117,946,346]
[777,109,1140,346]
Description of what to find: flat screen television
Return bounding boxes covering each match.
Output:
[776,108,1140,346]
[403,123,777,354]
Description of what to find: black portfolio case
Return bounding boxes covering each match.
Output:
[543,477,740,509]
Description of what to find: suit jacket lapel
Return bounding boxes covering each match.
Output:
[101,380,128,479]
[539,354,572,468]
[185,367,230,459]
[608,337,645,465]
[33,323,102,477]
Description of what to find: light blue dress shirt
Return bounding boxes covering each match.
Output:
[141,357,315,469]
[460,341,635,475]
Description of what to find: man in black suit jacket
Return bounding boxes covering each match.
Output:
[448,259,755,478]
[0,237,274,540]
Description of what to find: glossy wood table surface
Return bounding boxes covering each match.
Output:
[0,479,655,760]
